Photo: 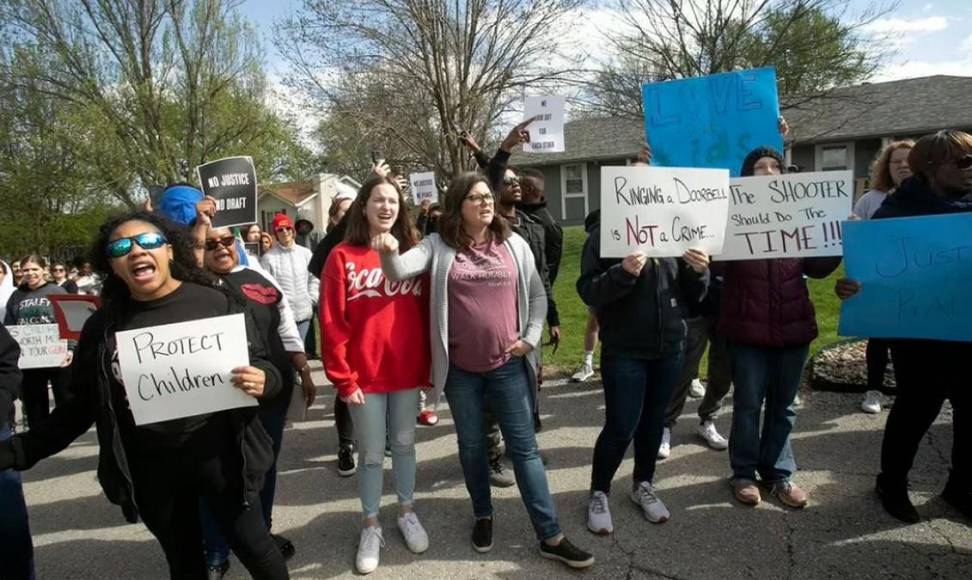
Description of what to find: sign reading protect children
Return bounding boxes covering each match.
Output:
[115,314,256,425]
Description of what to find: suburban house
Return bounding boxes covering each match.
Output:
[510,75,972,225]
[258,173,360,233]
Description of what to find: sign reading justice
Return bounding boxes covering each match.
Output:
[115,314,256,425]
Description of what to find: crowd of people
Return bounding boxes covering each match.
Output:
[0,125,969,579]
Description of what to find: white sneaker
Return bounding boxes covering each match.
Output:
[697,420,728,450]
[793,393,802,407]
[571,363,595,382]
[355,526,384,574]
[630,481,670,523]
[587,491,613,535]
[861,390,882,414]
[688,378,706,398]
[397,511,429,554]
[657,427,671,459]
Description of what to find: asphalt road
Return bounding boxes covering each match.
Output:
[19,365,971,579]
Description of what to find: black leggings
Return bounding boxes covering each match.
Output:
[21,367,72,427]
[865,339,894,393]
[131,438,288,580]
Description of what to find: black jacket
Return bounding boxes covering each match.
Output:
[0,285,281,523]
[577,225,709,359]
[518,200,564,286]
[308,218,348,280]
[0,323,21,428]
[873,175,972,219]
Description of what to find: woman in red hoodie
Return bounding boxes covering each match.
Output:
[321,175,431,575]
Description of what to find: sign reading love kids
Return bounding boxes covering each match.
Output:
[642,68,783,177]
[839,213,972,342]
[600,166,730,258]
[115,314,256,426]
[717,171,853,260]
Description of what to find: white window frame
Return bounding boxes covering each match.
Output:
[560,163,589,221]
[814,142,855,172]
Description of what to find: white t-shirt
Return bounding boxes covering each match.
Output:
[853,189,889,220]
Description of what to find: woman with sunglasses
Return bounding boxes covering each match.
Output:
[0,212,290,579]
[200,227,315,576]
[836,130,972,523]
[4,254,75,427]
[321,175,431,574]
[260,215,318,345]
[51,261,79,294]
[375,173,594,569]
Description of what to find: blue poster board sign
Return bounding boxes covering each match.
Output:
[839,213,972,342]
[642,68,783,177]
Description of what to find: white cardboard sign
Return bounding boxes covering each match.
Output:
[409,172,437,205]
[523,96,566,153]
[115,314,256,426]
[717,170,854,260]
[600,166,731,258]
[8,324,69,369]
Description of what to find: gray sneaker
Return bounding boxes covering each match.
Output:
[630,481,670,523]
[489,457,515,487]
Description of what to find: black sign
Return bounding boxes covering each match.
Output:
[196,156,258,229]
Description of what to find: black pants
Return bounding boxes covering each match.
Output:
[881,340,970,489]
[304,313,318,359]
[21,367,72,428]
[866,338,894,393]
[334,394,354,450]
[664,316,733,427]
[131,430,288,580]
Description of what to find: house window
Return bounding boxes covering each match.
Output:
[560,163,589,221]
[815,142,855,172]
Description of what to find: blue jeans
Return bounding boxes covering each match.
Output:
[728,343,809,483]
[0,425,36,580]
[349,389,421,517]
[591,354,683,493]
[445,358,561,541]
[201,396,289,567]
[296,319,311,343]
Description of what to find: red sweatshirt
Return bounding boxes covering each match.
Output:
[321,242,431,398]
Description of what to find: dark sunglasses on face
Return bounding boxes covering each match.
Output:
[205,236,236,251]
[53,267,65,272]
[276,226,293,233]
[105,232,168,258]
[502,176,519,186]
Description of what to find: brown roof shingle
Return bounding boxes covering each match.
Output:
[260,180,316,205]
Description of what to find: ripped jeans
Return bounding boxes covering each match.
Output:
[348,389,422,518]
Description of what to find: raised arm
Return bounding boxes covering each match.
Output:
[377,235,435,281]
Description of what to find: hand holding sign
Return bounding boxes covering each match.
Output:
[231,365,266,397]
[682,248,710,273]
[621,252,649,276]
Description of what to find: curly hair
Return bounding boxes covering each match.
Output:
[91,211,216,311]
[869,140,914,192]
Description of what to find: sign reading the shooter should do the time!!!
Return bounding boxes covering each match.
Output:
[717,171,853,260]
[600,166,730,258]
[115,314,256,426]
[196,156,258,229]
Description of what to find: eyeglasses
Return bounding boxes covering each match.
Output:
[464,193,494,205]
[275,226,293,233]
[52,267,65,272]
[105,232,168,258]
[204,236,236,251]
[502,176,519,186]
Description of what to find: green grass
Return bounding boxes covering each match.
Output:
[545,226,845,375]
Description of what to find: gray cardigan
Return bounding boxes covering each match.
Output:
[380,233,547,407]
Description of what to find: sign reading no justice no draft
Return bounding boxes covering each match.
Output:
[115,314,257,426]
[196,156,258,229]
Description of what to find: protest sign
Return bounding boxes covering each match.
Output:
[600,166,730,258]
[49,294,100,341]
[196,156,258,228]
[642,68,783,176]
[839,213,972,342]
[115,313,257,426]
[8,324,69,369]
[409,172,437,205]
[716,171,853,261]
[523,96,565,153]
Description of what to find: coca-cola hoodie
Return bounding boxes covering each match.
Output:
[321,242,431,398]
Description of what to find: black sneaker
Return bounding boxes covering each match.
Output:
[489,457,515,487]
[272,533,296,561]
[206,560,230,580]
[337,447,355,477]
[539,536,595,569]
[942,479,972,520]
[876,475,919,524]
[472,517,493,553]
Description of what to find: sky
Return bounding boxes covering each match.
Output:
[240,0,972,82]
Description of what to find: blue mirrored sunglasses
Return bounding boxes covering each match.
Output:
[105,232,168,258]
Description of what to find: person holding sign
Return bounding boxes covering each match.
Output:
[719,148,841,510]
[376,173,594,569]
[852,140,914,415]
[4,254,74,427]
[0,212,289,579]
[201,226,315,574]
[578,207,710,531]
[322,175,432,574]
[835,130,972,523]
